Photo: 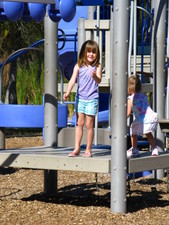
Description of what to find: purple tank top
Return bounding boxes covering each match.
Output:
[76,66,99,100]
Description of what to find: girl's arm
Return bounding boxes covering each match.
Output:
[90,64,102,84]
[127,98,132,118]
[63,64,79,101]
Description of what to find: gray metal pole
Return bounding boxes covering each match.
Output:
[78,18,86,58]
[0,128,5,149]
[111,0,129,214]
[94,6,100,146]
[166,0,169,118]
[133,0,137,75]
[44,13,58,195]
[44,14,58,147]
[151,0,157,181]
[151,0,155,86]
[155,0,166,179]
[108,6,113,129]
[128,0,134,76]
[88,6,96,19]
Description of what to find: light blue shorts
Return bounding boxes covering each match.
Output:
[76,98,99,116]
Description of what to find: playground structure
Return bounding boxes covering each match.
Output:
[0,0,169,214]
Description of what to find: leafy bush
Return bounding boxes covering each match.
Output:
[16,56,44,105]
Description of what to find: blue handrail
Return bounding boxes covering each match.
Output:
[0,39,44,68]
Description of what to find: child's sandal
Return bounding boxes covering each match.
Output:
[68,151,80,157]
[82,151,92,157]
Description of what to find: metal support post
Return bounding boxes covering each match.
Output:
[44,12,58,195]
[0,128,5,149]
[111,0,129,213]
[153,0,166,179]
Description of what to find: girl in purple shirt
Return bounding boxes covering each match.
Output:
[63,40,102,157]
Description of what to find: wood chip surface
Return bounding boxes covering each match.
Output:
[0,136,168,225]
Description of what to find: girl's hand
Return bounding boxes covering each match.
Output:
[90,69,96,78]
[63,93,69,101]
[90,65,102,84]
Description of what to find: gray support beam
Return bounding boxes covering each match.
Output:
[78,18,86,56]
[0,128,5,149]
[154,0,166,179]
[44,14,58,147]
[166,0,169,118]
[44,13,58,195]
[150,0,155,85]
[88,6,96,19]
[111,0,129,214]
[109,5,113,129]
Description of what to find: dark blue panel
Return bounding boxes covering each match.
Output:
[76,0,113,6]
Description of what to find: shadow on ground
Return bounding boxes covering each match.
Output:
[0,167,18,175]
[21,180,169,213]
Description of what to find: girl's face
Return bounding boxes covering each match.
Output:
[86,50,96,65]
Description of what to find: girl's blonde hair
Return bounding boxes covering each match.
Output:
[77,40,100,67]
[128,75,141,93]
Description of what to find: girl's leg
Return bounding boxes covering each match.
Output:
[74,112,85,152]
[85,115,95,153]
[131,134,138,148]
[145,132,159,155]
[127,134,139,158]
[145,132,156,148]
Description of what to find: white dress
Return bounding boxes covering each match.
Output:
[128,92,158,135]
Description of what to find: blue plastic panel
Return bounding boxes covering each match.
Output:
[0,103,67,128]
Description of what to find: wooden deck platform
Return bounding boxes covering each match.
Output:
[0,146,169,174]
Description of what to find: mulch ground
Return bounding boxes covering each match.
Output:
[0,136,169,225]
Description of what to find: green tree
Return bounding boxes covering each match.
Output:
[0,20,44,104]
